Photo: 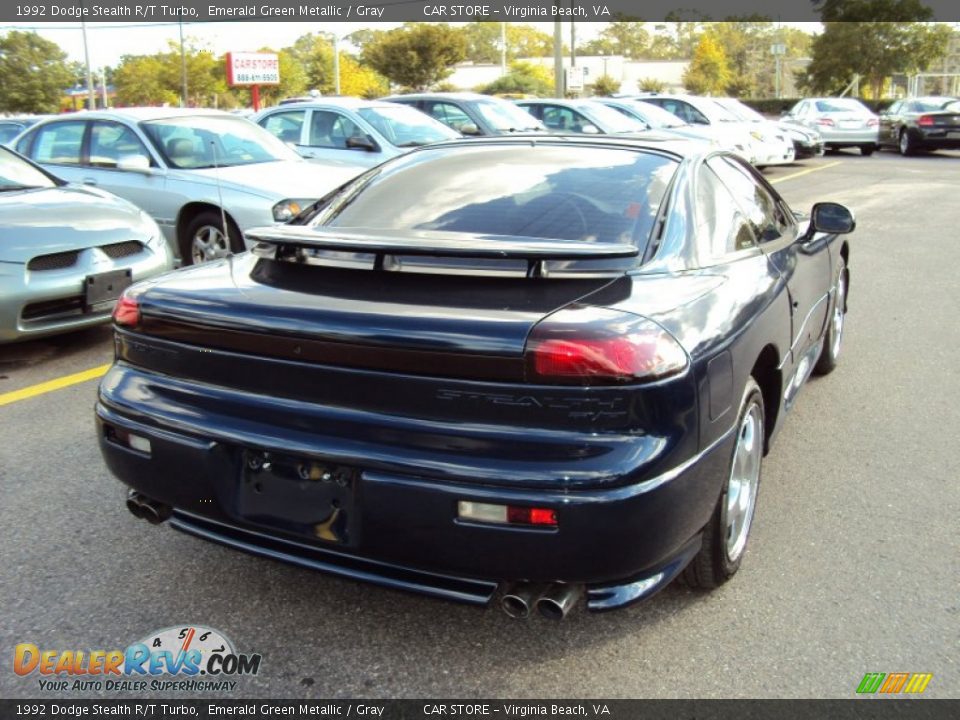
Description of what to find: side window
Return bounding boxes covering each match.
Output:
[308,111,362,149]
[89,122,151,168]
[30,122,86,165]
[887,102,901,115]
[696,165,757,258]
[518,104,542,120]
[708,156,788,243]
[677,102,709,125]
[425,102,472,132]
[540,105,590,132]
[260,110,305,145]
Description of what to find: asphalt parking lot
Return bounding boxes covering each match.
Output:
[1,148,958,700]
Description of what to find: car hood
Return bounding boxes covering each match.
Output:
[181,160,362,201]
[0,185,153,263]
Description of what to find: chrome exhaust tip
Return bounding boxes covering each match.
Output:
[536,583,583,620]
[125,490,171,524]
[500,583,548,619]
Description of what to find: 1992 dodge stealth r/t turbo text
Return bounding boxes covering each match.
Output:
[96,137,854,618]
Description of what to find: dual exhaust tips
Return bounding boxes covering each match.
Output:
[126,490,172,525]
[501,582,583,620]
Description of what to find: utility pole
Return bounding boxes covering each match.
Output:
[553,18,563,96]
[334,34,341,95]
[80,20,95,110]
[500,22,507,75]
[179,19,188,107]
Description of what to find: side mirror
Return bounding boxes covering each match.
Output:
[117,155,152,173]
[810,202,855,235]
[345,135,377,152]
[459,122,481,136]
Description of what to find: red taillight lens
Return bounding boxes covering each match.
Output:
[816,118,835,127]
[526,308,688,385]
[112,293,140,327]
[918,115,935,127]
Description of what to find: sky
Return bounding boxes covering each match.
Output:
[0,20,823,70]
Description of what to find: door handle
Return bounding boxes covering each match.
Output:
[82,178,97,186]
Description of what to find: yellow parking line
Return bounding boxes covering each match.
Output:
[770,160,843,185]
[0,364,110,407]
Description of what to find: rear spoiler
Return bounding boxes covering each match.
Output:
[247,226,638,277]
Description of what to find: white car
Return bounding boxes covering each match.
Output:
[253,97,459,169]
[12,108,361,265]
[638,94,784,166]
[710,98,796,166]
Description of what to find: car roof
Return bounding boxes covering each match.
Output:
[30,107,237,124]
[261,97,398,111]
[399,133,702,161]
[383,92,494,101]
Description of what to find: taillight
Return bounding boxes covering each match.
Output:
[112,292,140,327]
[816,118,835,127]
[867,118,879,127]
[458,501,558,528]
[918,115,935,127]
[525,307,688,385]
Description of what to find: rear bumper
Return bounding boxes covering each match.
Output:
[95,369,731,610]
[913,128,960,149]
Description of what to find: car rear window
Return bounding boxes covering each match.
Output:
[318,145,678,248]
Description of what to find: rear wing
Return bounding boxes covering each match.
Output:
[247,226,639,277]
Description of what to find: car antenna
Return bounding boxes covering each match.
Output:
[209,140,231,250]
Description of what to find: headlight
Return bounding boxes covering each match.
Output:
[272,199,316,222]
[750,130,765,141]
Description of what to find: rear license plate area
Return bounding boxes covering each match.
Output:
[236,450,359,546]
[85,269,132,313]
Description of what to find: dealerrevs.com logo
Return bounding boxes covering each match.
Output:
[14,625,262,693]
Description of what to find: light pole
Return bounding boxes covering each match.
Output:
[179,19,188,107]
[334,34,340,95]
[80,19,95,110]
[553,19,563,96]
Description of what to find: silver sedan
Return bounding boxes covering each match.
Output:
[784,97,880,154]
[11,108,360,265]
[0,146,173,343]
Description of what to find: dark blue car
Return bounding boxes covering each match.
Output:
[97,137,854,619]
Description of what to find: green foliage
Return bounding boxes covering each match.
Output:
[579,22,650,59]
[637,77,667,93]
[0,31,74,113]
[113,55,180,106]
[362,24,466,91]
[482,61,553,97]
[590,75,621,97]
[683,34,731,95]
[802,3,951,98]
[462,22,552,64]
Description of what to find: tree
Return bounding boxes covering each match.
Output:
[362,24,466,91]
[804,1,951,97]
[481,61,552,96]
[683,33,731,95]
[0,31,74,113]
[113,55,179,106]
[590,75,621,96]
[462,23,553,64]
[112,39,229,107]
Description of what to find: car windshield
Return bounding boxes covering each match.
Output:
[578,103,649,133]
[815,99,871,114]
[357,105,459,147]
[945,100,960,112]
[473,100,542,131]
[715,99,765,123]
[911,98,959,112]
[0,146,56,190]
[317,145,678,251]
[142,115,299,169]
[630,101,688,128]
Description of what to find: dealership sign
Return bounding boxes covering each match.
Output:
[225,52,280,86]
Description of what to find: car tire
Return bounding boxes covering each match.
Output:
[859,144,875,156]
[683,377,764,590]
[899,129,916,156]
[814,256,847,376]
[181,210,243,266]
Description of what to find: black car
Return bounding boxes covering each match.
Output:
[382,92,544,136]
[878,96,960,155]
[97,137,854,618]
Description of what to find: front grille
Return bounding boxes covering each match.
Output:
[27,251,79,271]
[21,296,85,321]
[100,241,144,259]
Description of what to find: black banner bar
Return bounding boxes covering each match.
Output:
[0,700,958,720]
[1,0,959,23]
